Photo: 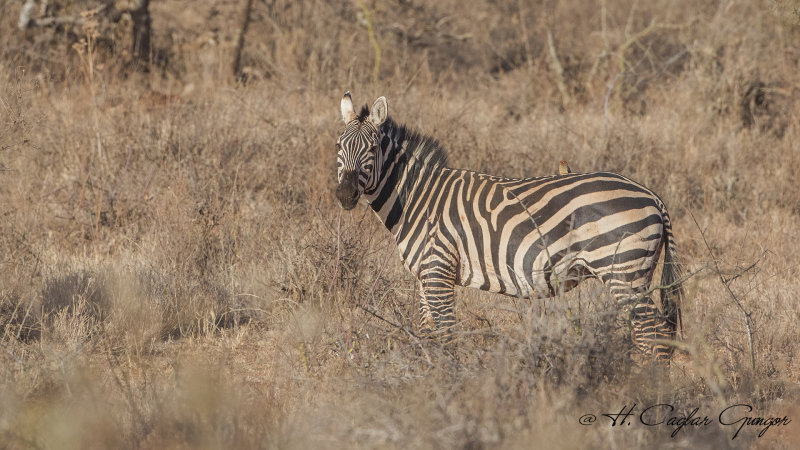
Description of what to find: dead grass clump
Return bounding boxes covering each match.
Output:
[137,266,244,340]
[466,282,635,386]
[28,257,252,352]
[739,79,793,137]
[41,270,109,325]
[0,292,40,343]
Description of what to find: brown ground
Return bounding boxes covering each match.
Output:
[1,1,799,448]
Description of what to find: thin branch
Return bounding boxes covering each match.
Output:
[327,210,342,293]
[362,239,395,306]
[232,0,255,80]
[18,0,37,30]
[724,250,767,285]
[603,72,623,141]
[504,188,561,292]
[690,212,757,374]
[357,303,419,339]
[19,2,110,30]
[547,28,572,108]
[636,264,706,302]
[615,19,695,74]
[356,0,382,88]
[517,0,534,73]
[22,15,87,29]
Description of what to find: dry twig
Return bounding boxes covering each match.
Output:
[547,28,572,108]
[690,212,760,374]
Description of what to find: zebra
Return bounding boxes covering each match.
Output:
[334,92,684,362]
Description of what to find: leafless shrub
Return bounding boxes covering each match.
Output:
[0,292,40,342]
[41,270,109,332]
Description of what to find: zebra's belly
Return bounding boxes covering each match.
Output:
[455,241,592,300]
[455,249,543,299]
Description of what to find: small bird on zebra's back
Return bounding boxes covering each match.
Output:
[559,160,572,174]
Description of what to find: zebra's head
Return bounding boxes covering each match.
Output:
[335,91,388,210]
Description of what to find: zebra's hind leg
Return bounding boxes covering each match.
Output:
[630,295,677,363]
[605,276,676,364]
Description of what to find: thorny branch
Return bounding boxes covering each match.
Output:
[690,212,760,374]
[357,303,419,339]
[504,187,562,293]
[636,265,706,302]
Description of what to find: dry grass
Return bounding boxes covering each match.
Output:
[1,0,799,448]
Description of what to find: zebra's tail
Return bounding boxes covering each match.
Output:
[660,208,684,340]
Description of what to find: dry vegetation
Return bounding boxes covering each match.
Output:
[1,0,799,448]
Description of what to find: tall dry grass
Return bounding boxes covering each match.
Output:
[1,0,799,448]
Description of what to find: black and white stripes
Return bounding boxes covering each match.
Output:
[335,93,684,362]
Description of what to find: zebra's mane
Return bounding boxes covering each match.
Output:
[357,105,371,121]
[394,121,449,171]
[357,105,448,171]
[381,116,449,206]
[372,115,447,168]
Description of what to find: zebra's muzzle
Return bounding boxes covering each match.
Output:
[336,171,360,210]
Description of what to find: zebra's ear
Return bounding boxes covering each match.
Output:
[341,91,356,123]
[370,96,388,126]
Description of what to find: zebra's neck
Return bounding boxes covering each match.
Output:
[363,118,448,238]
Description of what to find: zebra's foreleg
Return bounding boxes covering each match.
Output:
[417,217,459,345]
[418,280,435,337]
[418,250,458,344]
[420,270,456,344]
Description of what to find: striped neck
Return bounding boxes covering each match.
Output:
[363,118,448,237]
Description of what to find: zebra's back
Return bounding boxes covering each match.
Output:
[398,170,667,299]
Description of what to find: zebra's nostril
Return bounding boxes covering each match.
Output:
[335,179,360,210]
[336,170,361,209]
